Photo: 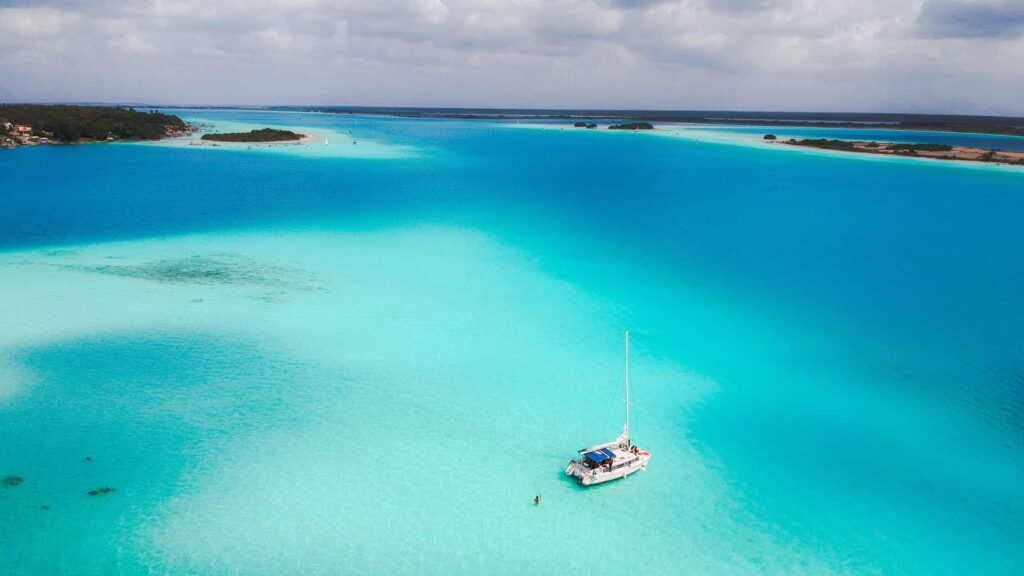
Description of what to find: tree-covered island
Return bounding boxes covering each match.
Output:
[1,104,190,147]
[608,122,654,130]
[200,128,305,143]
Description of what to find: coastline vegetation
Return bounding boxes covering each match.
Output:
[787,138,858,151]
[0,104,188,142]
[889,143,953,152]
[201,128,304,142]
[787,139,955,154]
[608,122,654,131]
[781,138,1022,165]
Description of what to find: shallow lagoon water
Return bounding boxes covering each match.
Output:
[1,111,1022,575]
[139,110,417,159]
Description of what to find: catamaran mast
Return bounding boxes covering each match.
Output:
[624,330,631,444]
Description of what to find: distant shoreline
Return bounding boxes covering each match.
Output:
[109,105,1024,139]
[775,137,1024,166]
[251,107,1024,139]
[1,104,192,149]
[16,104,1024,139]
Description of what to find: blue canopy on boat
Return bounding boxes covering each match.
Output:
[583,448,615,463]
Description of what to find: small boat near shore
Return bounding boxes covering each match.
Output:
[565,332,651,486]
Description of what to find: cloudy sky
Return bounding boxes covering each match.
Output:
[1,0,1022,114]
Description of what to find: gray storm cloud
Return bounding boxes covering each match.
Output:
[0,0,1022,114]
[917,0,1024,39]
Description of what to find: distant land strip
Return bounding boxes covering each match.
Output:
[775,137,1024,165]
[1,104,190,148]
[247,107,1024,138]
[39,105,1024,139]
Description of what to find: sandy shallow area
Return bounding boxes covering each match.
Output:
[137,117,415,159]
[506,122,1024,170]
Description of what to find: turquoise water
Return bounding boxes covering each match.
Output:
[1,112,1022,575]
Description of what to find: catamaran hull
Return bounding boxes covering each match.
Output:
[566,455,650,486]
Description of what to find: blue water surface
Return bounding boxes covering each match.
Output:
[1,111,1022,575]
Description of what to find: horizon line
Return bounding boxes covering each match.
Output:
[3,101,1024,122]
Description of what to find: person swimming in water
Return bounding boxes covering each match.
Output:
[534,494,541,505]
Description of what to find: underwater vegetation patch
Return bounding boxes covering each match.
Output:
[86,486,115,497]
[59,254,322,291]
[3,475,23,487]
[42,249,80,258]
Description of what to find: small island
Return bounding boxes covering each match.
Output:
[572,121,598,129]
[1,104,190,148]
[201,128,305,143]
[608,122,654,131]
[774,137,1024,165]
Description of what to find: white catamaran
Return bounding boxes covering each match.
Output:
[565,332,651,486]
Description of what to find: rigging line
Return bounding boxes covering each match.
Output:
[601,371,620,430]
[627,332,638,438]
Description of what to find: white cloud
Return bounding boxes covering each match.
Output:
[0,6,81,38]
[0,0,1021,114]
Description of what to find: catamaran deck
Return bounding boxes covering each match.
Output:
[567,441,649,485]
